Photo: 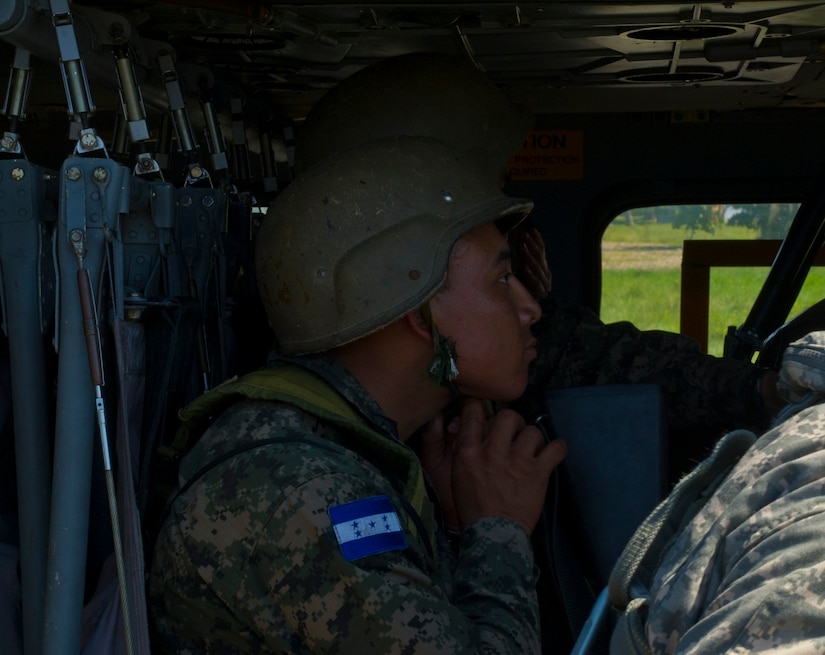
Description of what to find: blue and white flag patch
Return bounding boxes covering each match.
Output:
[328,495,407,561]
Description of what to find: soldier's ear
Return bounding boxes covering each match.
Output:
[404,309,433,343]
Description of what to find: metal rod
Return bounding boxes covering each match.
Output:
[76,263,136,655]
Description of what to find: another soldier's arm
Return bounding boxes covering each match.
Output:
[642,404,825,654]
[518,295,772,434]
[508,224,773,433]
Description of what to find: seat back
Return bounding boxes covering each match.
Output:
[544,384,668,588]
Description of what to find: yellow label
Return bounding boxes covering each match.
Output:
[505,130,584,180]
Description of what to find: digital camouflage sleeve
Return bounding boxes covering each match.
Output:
[150,359,541,654]
[516,296,770,434]
[635,402,825,654]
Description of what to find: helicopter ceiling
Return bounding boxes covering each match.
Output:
[2,1,825,119]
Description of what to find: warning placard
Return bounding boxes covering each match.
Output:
[505,130,584,180]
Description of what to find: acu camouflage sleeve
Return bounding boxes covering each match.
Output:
[643,403,825,654]
[517,295,770,433]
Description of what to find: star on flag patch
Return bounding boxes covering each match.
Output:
[328,495,408,561]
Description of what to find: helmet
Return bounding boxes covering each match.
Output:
[293,52,534,184]
[256,136,533,355]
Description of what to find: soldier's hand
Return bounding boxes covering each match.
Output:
[509,221,552,300]
[420,410,461,532]
[451,398,566,534]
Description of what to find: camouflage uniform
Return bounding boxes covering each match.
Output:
[516,296,769,434]
[149,355,541,654]
[611,402,825,654]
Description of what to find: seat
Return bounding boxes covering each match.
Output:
[540,384,668,654]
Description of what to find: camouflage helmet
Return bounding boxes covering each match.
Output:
[293,52,534,184]
[256,136,533,355]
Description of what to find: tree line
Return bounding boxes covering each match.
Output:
[619,203,799,239]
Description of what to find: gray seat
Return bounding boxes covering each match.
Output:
[544,383,668,589]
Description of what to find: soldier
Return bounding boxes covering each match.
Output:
[294,52,785,455]
[290,53,806,652]
[149,136,567,653]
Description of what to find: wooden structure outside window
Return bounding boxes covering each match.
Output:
[680,240,825,352]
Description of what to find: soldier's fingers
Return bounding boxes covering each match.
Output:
[486,409,527,455]
[537,438,568,474]
[455,398,487,449]
[516,240,552,296]
[419,413,446,457]
[523,227,546,259]
[510,425,547,457]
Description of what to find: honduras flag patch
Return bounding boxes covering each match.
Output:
[328,495,408,561]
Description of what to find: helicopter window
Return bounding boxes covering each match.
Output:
[601,203,825,356]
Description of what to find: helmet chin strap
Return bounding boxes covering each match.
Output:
[421,302,461,397]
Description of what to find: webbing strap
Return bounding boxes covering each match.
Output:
[609,597,653,655]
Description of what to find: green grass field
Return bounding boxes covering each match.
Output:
[601,222,825,357]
